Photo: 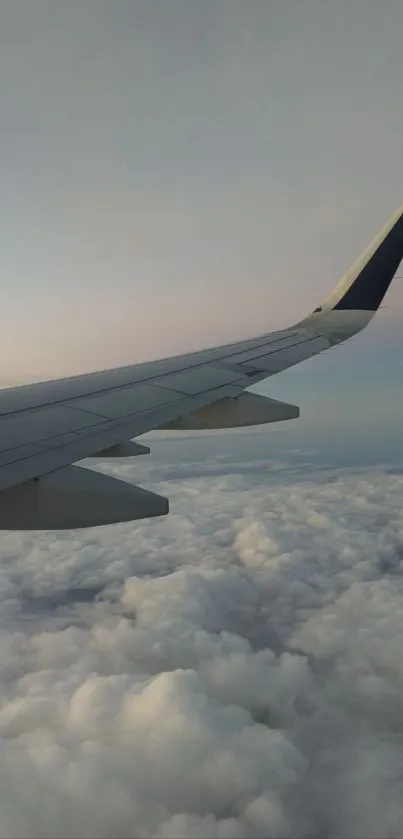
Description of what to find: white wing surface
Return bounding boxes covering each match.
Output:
[0,203,402,529]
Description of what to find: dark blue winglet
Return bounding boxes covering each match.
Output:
[333,208,403,311]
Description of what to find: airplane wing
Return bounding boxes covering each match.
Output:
[0,203,402,529]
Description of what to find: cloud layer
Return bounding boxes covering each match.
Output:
[0,444,402,837]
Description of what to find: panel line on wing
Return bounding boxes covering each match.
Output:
[0,331,307,419]
[0,383,245,487]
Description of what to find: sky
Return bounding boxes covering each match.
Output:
[0,1,403,407]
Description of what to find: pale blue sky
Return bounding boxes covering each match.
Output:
[0,1,403,436]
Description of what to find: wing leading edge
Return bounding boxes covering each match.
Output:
[0,202,401,529]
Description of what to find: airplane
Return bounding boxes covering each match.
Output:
[0,203,401,530]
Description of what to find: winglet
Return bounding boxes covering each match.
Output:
[299,203,403,344]
[320,203,403,313]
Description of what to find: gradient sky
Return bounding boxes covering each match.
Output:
[1,1,403,435]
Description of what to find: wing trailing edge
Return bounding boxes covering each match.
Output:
[161,392,299,430]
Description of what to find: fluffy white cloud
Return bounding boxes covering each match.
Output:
[0,443,401,836]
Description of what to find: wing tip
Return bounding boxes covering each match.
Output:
[321,202,403,313]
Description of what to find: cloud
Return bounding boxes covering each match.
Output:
[0,446,402,836]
